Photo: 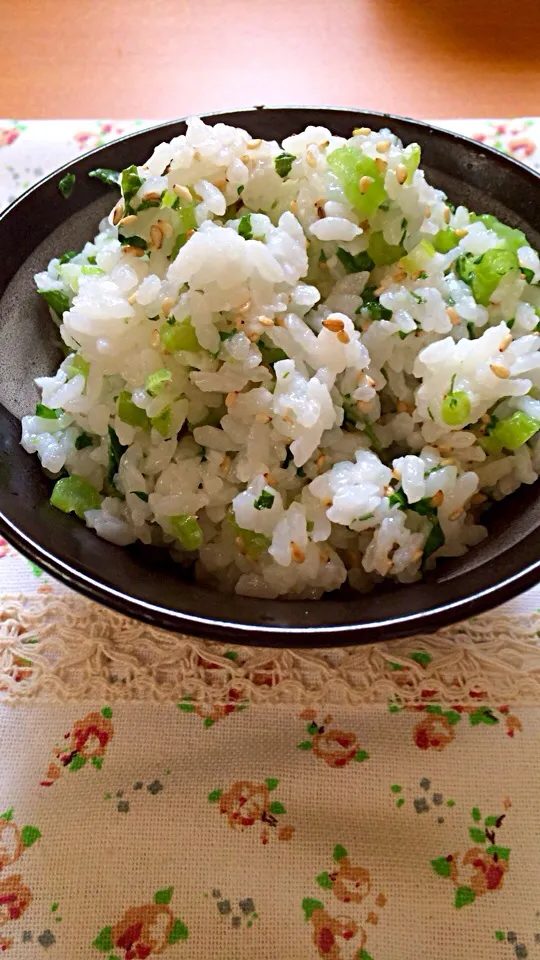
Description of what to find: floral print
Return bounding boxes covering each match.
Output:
[40,707,113,785]
[208,778,294,844]
[93,887,187,957]
[297,711,369,767]
[431,804,511,907]
[177,690,248,727]
[389,702,522,750]
[0,876,32,926]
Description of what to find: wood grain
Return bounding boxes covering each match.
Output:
[1,0,539,119]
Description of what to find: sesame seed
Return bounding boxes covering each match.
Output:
[337,329,350,344]
[305,150,317,168]
[490,362,510,379]
[119,214,137,227]
[149,224,163,250]
[290,542,305,563]
[446,306,460,325]
[396,400,413,413]
[470,493,487,506]
[322,316,345,333]
[112,202,124,226]
[143,191,161,202]
[443,206,451,224]
[258,315,274,327]
[255,413,271,424]
[438,445,453,456]
[376,140,391,153]
[454,227,468,238]
[430,489,444,508]
[359,175,374,194]
[391,468,401,479]
[157,219,173,238]
[213,179,227,190]
[366,376,376,388]
[122,245,145,257]
[172,184,192,202]
[220,454,231,472]
[247,138,262,149]
[225,392,237,408]
[448,507,464,521]
[290,200,298,215]
[374,156,387,173]
[396,164,408,185]
[355,127,371,136]
[316,453,326,468]
[424,206,432,218]
[411,548,424,563]
[499,333,512,351]
[128,292,138,305]
[321,497,333,507]
[150,329,160,348]
[392,267,407,283]
[161,297,175,318]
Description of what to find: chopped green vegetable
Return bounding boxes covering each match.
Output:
[35,404,61,419]
[68,354,90,379]
[434,228,459,254]
[75,432,94,450]
[133,491,149,502]
[470,213,528,254]
[336,247,374,274]
[274,153,296,178]
[456,248,519,306]
[117,391,150,428]
[80,265,104,277]
[402,143,421,182]
[442,389,471,426]
[119,235,147,250]
[238,214,253,240]
[219,330,235,342]
[363,421,382,452]
[160,318,200,353]
[151,406,172,437]
[170,515,203,551]
[137,196,162,211]
[258,340,287,365]
[225,510,270,557]
[58,172,75,198]
[59,251,77,265]
[367,231,406,266]
[161,189,178,208]
[169,206,197,259]
[411,291,426,304]
[399,239,436,274]
[327,145,386,216]
[38,289,70,318]
[388,487,407,509]
[254,489,275,510]
[423,521,445,560]
[237,184,245,195]
[521,266,535,284]
[356,285,392,321]
[491,410,540,450]
[107,426,127,482]
[145,368,172,397]
[88,168,120,187]
[120,164,143,212]
[50,474,101,519]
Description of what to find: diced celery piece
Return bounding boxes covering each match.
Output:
[160,318,200,353]
[38,289,70,317]
[367,231,405,266]
[161,189,178,208]
[457,248,519,306]
[170,514,203,550]
[470,213,528,254]
[399,239,436,273]
[151,406,172,437]
[178,206,197,232]
[225,509,270,557]
[492,410,540,450]
[402,143,421,182]
[145,368,172,396]
[80,265,104,276]
[68,354,90,379]
[441,390,471,425]
[478,435,503,456]
[434,228,459,254]
[327,145,386,216]
[117,391,150,428]
[50,474,101,519]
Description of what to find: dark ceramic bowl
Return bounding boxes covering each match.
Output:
[1,107,539,645]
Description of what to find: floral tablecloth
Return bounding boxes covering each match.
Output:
[0,118,540,960]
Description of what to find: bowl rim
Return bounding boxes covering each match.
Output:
[1,105,539,644]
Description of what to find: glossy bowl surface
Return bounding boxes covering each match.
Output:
[0,107,539,645]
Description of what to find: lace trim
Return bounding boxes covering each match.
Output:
[1,593,540,705]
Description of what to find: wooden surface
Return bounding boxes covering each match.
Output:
[1,0,539,119]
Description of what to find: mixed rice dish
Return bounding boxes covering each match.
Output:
[22,118,540,598]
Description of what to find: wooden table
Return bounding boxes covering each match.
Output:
[1,0,539,119]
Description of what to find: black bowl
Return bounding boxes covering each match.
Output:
[1,107,539,645]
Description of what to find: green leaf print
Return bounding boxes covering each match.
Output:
[168,918,189,943]
[469,707,499,725]
[333,844,348,862]
[21,825,41,848]
[445,710,462,726]
[69,754,87,771]
[154,887,174,905]
[268,801,286,815]
[178,702,196,712]
[302,898,324,921]
[316,871,333,890]
[409,650,432,666]
[469,827,486,844]
[359,951,374,960]
[265,778,279,791]
[101,706,113,719]
[471,807,481,822]
[297,741,313,750]
[91,757,104,769]
[0,808,13,821]
[486,845,510,860]
[208,789,223,803]
[455,886,476,908]
[431,857,452,878]
[354,749,369,762]
[92,926,114,951]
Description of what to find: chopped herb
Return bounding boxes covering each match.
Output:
[258,340,287,365]
[119,234,147,250]
[88,168,120,187]
[237,184,245,195]
[418,271,428,280]
[449,373,456,394]
[107,426,127,482]
[423,520,445,560]
[411,291,426,304]
[133,491,149,502]
[254,489,275,511]
[219,330,236,341]
[363,421,381,452]
[521,266,535,284]
[336,247,375,274]
[145,368,172,397]
[151,406,172,437]
[38,289,70,318]
[59,251,77,265]
[238,214,253,240]
[388,488,407,509]
[137,196,162,211]
[446,201,456,213]
[319,248,328,263]
[87,255,97,265]
[282,448,294,469]
[75,432,94,450]
[296,466,305,477]
[356,285,392,321]
[274,152,296,178]
[58,172,75,198]
[467,322,475,339]
[120,164,143,212]
[68,354,90,378]
[507,317,515,329]
[400,217,408,244]
[35,403,61,419]
[355,512,374,522]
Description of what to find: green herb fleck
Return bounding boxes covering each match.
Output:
[254,489,275,510]
[58,172,75,198]
[88,168,120,187]
[274,152,296,178]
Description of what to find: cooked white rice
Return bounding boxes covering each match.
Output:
[21,117,540,599]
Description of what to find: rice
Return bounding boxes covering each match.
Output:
[21,117,540,599]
